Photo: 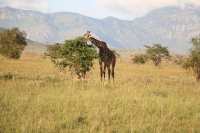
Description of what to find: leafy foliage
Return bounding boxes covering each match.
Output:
[46,37,98,79]
[0,28,27,59]
[183,36,200,81]
[145,44,169,66]
[46,43,62,65]
[132,54,148,64]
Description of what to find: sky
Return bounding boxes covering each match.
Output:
[0,0,200,19]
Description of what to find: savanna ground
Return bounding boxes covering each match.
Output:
[0,52,200,133]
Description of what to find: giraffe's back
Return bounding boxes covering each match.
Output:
[99,48,116,63]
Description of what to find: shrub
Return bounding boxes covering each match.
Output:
[132,54,147,64]
[45,43,62,65]
[145,44,169,66]
[183,36,200,81]
[46,37,98,79]
[0,72,15,80]
[0,28,27,59]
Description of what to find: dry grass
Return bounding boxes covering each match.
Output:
[0,53,200,133]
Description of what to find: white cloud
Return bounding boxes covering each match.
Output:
[0,0,48,12]
[97,0,200,17]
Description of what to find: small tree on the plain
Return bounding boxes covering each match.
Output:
[0,28,27,59]
[46,43,62,65]
[145,44,170,66]
[183,36,200,81]
[46,37,98,79]
[132,54,148,64]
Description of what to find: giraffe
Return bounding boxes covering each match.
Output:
[83,31,116,81]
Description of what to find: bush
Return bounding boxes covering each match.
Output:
[183,36,200,81]
[46,37,98,79]
[0,28,27,59]
[132,54,147,64]
[45,43,62,65]
[145,44,169,66]
[0,72,15,80]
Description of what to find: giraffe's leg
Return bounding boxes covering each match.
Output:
[111,64,115,80]
[111,67,114,81]
[103,63,106,80]
[111,58,116,81]
[99,61,103,81]
[108,65,111,80]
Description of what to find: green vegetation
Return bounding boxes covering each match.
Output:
[0,28,27,59]
[0,54,200,132]
[46,37,98,79]
[132,44,170,66]
[145,44,170,66]
[0,28,200,132]
[132,54,148,64]
[183,36,200,81]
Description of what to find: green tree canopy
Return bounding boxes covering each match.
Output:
[183,36,200,81]
[46,37,98,79]
[145,44,169,66]
[0,28,27,59]
[132,54,148,64]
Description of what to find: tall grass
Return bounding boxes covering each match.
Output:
[0,54,200,133]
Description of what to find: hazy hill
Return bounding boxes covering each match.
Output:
[25,40,47,54]
[0,28,4,31]
[0,5,200,53]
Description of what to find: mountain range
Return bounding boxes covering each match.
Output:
[0,5,200,53]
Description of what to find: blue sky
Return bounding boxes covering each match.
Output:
[0,0,200,20]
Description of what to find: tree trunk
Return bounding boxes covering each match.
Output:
[154,56,161,66]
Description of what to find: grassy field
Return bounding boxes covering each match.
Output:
[0,53,200,133]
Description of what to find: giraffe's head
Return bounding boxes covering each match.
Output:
[83,31,92,40]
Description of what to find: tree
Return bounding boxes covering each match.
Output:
[132,54,148,64]
[46,37,98,79]
[46,43,62,65]
[145,44,169,66]
[183,36,200,81]
[0,28,27,59]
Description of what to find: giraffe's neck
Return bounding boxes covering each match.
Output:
[89,37,102,49]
